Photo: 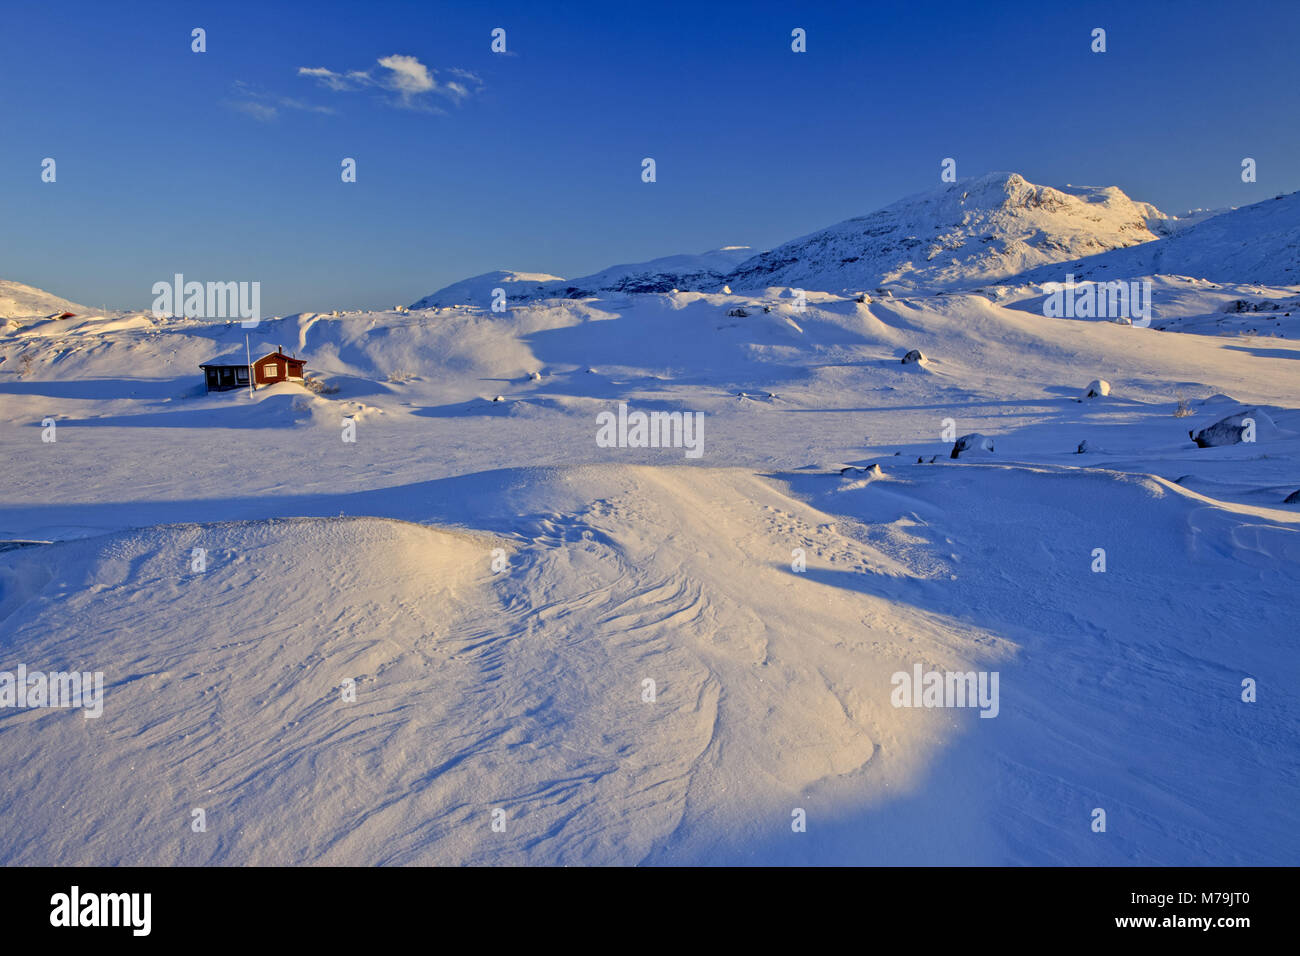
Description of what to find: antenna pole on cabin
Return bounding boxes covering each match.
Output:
[245,334,255,397]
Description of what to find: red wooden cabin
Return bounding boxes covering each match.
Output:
[200,347,306,393]
[252,348,306,387]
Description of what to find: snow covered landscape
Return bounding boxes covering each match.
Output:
[2,169,1296,866]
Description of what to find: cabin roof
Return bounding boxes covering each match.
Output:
[254,349,305,364]
[201,349,306,371]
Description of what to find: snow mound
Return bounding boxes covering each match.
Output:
[0,517,499,865]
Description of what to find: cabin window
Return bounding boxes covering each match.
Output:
[206,369,218,387]
[264,365,279,378]
[219,368,234,385]
[236,368,249,382]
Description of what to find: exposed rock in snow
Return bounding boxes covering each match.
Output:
[1284,489,1300,504]
[1191,407,1274,447]
[951,433,996,459]
[901,349,926,365]
[840,463,883,477]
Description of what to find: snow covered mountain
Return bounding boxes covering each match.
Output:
[408,270,566,310]
[413,174,1197,307]
[724,172,1171,293]
[409,248,752,309]
[0,279,88,320]
[1018,189,1300,287]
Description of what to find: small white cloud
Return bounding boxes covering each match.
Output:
[298,55,482,111]
[230,101,278,122]
[226,82,336,121]
[297,66,357,91]
[377,54,434,95]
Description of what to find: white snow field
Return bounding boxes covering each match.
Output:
[1,174,1297,865]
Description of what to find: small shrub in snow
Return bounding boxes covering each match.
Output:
[1173,394,1194,417]
[303,375,338,395]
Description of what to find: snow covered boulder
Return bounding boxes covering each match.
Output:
[901,349,927,365]
[1082,379,1110,399]
[950,433,995,459]
[1191,407,1274,447]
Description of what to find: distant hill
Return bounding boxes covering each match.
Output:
[0,279,89,320]
[409,248,752,309]
[1016,189,1300,287]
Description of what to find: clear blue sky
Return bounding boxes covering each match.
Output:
[2,0,1298,315]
